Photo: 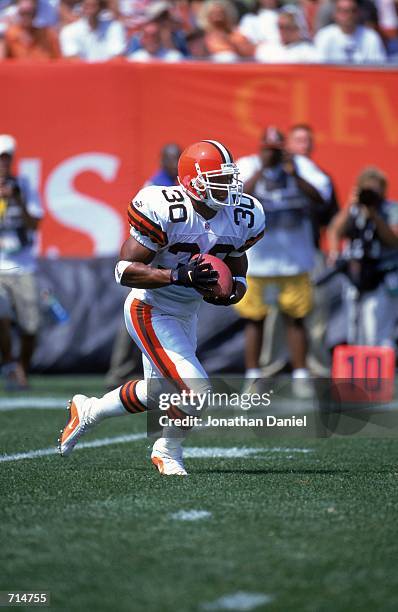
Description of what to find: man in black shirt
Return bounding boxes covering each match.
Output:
[328,166,398,346]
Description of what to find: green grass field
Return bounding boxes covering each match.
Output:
[1,376,398,612]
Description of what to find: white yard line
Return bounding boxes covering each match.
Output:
[201,592,273,610]
[184,447,314,458]
[0,397,70,411]
[170,510,212,521]
[0,433,314,464]
[0,433,146,463]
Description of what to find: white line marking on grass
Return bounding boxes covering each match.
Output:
[0,433,146,463]
[185,447,260,459]
[267,447,314,454]
[185,447,314,459]
[0,397,70,411]
[201,592,273,610]
[0,436,313,464]
[170,510,212,521]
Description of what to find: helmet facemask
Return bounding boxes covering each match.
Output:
[191,162,243,210]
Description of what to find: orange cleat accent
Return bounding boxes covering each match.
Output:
[60,400,80,447]
[151,456,165,474]
[150,438,188,476]
[58,394,98,457]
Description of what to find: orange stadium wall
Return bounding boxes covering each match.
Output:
[2,61,398,257]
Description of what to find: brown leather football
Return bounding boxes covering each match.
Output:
[192,254,233,299]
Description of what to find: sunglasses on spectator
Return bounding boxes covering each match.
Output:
[336,6,358,12]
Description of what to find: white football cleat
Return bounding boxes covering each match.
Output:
[151,438,188,476]
[58,394,99,457]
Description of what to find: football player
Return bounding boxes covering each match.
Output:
[58,140,265,475]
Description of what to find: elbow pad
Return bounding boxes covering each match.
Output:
[115,260,132,284]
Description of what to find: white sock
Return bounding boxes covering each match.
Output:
[292,368,310,379]
[93,387,127,419]
[161,422,188,448]
[245,368,262,378]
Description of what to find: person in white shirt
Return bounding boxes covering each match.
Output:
[286,123,338,244]
[0,135,43,391]
[286,124,339,377]
[235,127,326,397]
[238,0,281,46]
[314,0,387,63]
[128,21,183,62]
[256,5,320,63]
[60,0,126,61]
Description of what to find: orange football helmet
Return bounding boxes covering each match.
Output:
[177,140,243,210]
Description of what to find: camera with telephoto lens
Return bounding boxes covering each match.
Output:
[358,188,383,209]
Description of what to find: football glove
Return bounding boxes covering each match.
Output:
[170,255,219,291]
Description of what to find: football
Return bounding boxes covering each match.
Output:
[192,253,233,299]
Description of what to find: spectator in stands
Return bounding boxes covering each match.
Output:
[126,1,187,59]
[238,0,281,46]
[185,27,210,59]
[60,0,126,61]
[148,1,188,55]
[314,0,387,63]
[105,142,182,390]
[198,0,254,62]
[109,0,150,34]
[0,135,43,390]
[172,0,206,32]
[255,5,320,62]
[315,0,380,32]
[2,0,61,59]
[59,0,82,27]
[0,0,58,29]
[328,167,398,346]
[127,21,183,60]
[235,127,325,397]
[286,123,338,246]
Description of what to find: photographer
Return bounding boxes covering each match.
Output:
[235,126,327,397]
[328,166,398,347]
[0,134,43,390]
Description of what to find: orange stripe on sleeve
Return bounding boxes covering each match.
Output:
[128,204,167,246]
[128,214,165,246]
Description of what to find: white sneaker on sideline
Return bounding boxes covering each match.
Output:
[292,377,315,400]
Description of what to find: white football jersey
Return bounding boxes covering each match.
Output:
[127,185,265,315]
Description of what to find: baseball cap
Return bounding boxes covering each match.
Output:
[146,1,170,21]
[261,126,285,149]
[0,135,16,156]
